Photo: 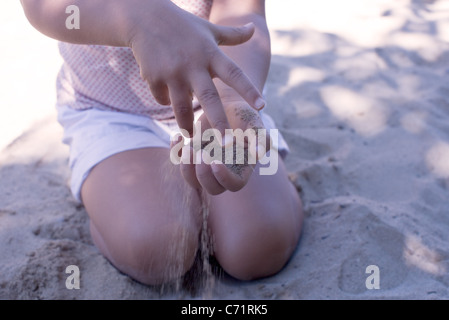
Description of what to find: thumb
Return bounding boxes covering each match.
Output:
[213,22,255,46]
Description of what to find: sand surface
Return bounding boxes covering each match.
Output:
[1,0,449,299]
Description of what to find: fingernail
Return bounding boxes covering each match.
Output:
[255,97,266,110]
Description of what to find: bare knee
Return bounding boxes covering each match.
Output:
[91,219,200,286]
[214,210,302,281]
[211,181,303,281]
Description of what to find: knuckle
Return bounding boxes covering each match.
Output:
[161,66,179,80]
[226,65,245,83]
[198,41,221,64]
[168,63,185,77]
[197,88,220,105]
[175,104,192,117]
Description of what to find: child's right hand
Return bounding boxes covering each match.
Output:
[171,101,272,195]
[21,0,264,136]
[127,0,265,136]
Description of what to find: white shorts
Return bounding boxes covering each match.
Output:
[57,106,290,203]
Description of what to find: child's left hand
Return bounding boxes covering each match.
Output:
[173,100,270,195]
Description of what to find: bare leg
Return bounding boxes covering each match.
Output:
[81,148,202,285]
[207,158,303,280]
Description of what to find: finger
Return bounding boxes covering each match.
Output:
[196,112,213,131]
[191,73,230,137]
[213,22,255,46]
[149,81,171,106]
[168,82,195,137]
[180,145,201,189]
[210,161,250,192]
[211,53,266,111]
[248,127,272,162]
[169,133,184,164]
[196,151,226,195]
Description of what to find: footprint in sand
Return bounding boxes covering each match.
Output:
[338,209,408,294]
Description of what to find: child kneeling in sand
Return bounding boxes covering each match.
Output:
[21,0,303,284]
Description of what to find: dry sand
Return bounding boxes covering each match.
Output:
[1,0,449,299]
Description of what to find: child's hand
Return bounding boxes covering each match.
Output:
[22,0,266,138]
[128,0,265,137]
[174,100,270,195]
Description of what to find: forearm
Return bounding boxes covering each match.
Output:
[209,1,271,101]
[20,0,165,47]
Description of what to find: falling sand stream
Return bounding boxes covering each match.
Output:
[157,108,262,297]
[158,157,217,298]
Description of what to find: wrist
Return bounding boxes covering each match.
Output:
[121,0,170,47]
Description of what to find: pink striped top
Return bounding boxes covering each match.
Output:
[56,0,213,120]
